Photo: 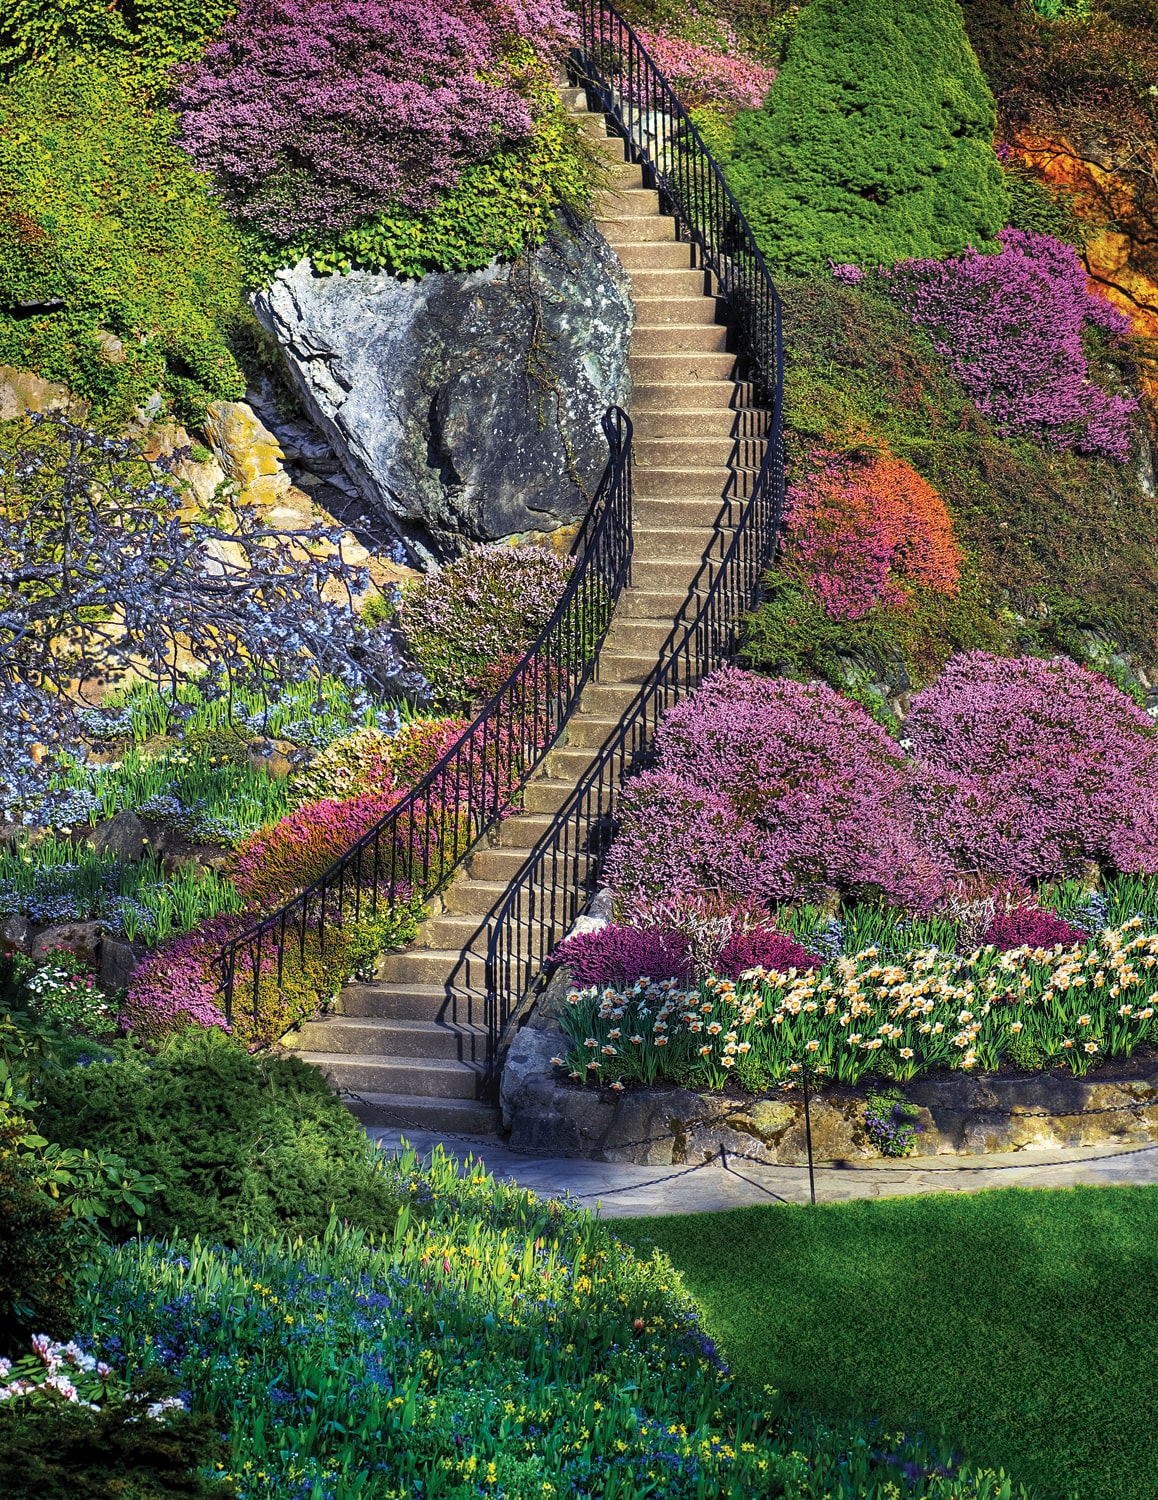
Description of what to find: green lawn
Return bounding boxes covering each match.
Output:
[612,1187,1158,1500]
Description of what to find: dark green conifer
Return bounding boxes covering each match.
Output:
[728,0,1010,272]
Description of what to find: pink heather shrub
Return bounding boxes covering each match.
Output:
[981,905,1087,952]
[232,791,401,903]
[398,544,575,707]
[120,915,247,1038]
[882,229,1138,461]
[718,928,820,976]
[175,0,574,237]
[604,668,946,910]
[552,924,694,987]
[907,652,1158,884]
[636,26,776,113]
[784,447,961,621]
[551,919,818,988]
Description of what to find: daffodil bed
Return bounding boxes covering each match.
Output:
[615,1184,1158,1500]
[66,1147,1028,1500]
[555,922,1158,1093]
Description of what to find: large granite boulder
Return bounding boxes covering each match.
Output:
[250,216,634,562]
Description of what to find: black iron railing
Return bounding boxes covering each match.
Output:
[483,0,786,1075]
[218,408,633,1028]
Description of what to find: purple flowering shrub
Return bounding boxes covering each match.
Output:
[120,916,239,1040]
[882,229,1138,461]
[551,917,818,989]
[604,668,946,911]
[908,652,1158,884]
[397,544,575,708]
[175,0,574,237]
[981,905,1087,952]
[552,925,694,987]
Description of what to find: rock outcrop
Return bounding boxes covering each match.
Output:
[250,217,634,562]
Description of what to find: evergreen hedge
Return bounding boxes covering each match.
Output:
[728,0,1010,273]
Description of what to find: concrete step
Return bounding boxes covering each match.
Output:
[601,614,683,651]
[597,650,663,685]
[600,215,678,244]
[578,679,648,715]
[417,912,489,951]
[376,947,484,987]
[489,812,558,848]
[469,843,589,882]
[630,379,738,412]
[627,268,712,298]
[616,586,691,619]
[339,981,479,1022]
[346,1092,500,1135]
[605,239,691,269]
[304,1052,486,1099]
[629,556,710,592]
[632,407,771,439]
[634,464,758,499]
[442,877,515,916]
[291,1015,489,1061]
[634,436,741,468]
[632,323,728,355]
[544,743,599,780]
[563,712,626,749]
[629,351,737,383]
[523,776,581,814]
[634,496,733,530]
[633,296,721,327]
[601,186,661,217]
[608,162,645,189]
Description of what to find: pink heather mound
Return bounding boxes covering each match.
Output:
[908,651,1158,883]
[175,0,574,237]
[604,667,947,911]
[883,229,1138,461]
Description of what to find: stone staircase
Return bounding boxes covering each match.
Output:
[284,84,772,1134]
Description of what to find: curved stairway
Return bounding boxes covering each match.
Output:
[285,84,773,1134]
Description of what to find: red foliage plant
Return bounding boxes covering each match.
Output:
[784,446,962,620]
[981,905,1086,953]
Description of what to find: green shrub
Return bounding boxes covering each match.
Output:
[0,0,235,91]
[0,1157,78,1355]
[33,1029,401,1243]
[727,0,1010,273]
[0,58,244,426]
[0,1373,232,1499]
[740,572,1008,697]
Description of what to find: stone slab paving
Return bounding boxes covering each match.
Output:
[366,1127,1158,1218]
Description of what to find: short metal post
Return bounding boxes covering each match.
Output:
[801,1059,817,1206]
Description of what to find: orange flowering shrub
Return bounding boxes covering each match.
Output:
[784,447,962,620]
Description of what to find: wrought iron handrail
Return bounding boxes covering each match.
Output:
[218,408,633,1027]
[483,0,786,1077]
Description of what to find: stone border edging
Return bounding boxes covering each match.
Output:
[501,969,1158,1164]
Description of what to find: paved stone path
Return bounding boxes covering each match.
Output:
[366,1127,1158,1218]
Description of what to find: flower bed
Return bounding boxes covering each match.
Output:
[555,921,1158,1092]
[64,1147,1025,1500]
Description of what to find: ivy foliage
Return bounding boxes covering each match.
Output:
[726,0,1010,273]
[0,0,236,92]
[0,58,245,427]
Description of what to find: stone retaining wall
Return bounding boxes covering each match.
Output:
[500,972,1158,1164]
